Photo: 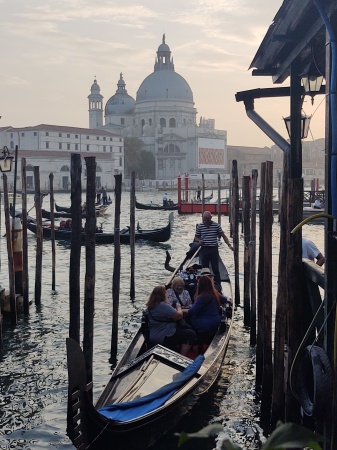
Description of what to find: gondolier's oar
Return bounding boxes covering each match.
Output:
[27,192,49,215]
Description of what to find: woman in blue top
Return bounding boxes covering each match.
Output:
[187,275,221,336]
[146,285,196,356]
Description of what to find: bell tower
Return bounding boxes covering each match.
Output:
[88,78,103,129]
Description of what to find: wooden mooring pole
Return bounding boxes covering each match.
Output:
[250,169,258,346]
[217,173,221,225]
[83,156,96,401]
[242,175,251,327]
[49,173,56,292]
[21,158,29,315]
[130,172,136,300]
[111,173,122,361]
[231,160,240,306]
[260,160,274,432]
[202,174,205,217]
[69,154,82,343]
[3,174,17,325]
[34,166,43,305]
[271,157,288,427]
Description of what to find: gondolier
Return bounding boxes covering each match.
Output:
[194,211,233,285]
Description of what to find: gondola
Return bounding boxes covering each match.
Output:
[27,212,173,244]
[54,203,110,217]
[41,208,109,220]
[66,243,233,449]
[136,199,178,211]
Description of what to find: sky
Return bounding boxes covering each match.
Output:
[0,0,326,148]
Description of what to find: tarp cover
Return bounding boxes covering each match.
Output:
[98,354,204,422]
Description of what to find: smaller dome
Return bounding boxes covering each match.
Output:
[91,79,100,91]
[105,73,135,116]
[157,34,170,53]
[158,43,170,52]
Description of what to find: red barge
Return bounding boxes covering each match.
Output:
[177,175,230,215]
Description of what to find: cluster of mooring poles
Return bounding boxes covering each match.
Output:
[229,153,336,444]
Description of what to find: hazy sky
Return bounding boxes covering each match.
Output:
[0,0,326,147]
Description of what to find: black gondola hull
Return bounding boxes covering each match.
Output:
[136,200,178,211]
[27,212,173,244]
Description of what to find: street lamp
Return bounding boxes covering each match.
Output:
[283,114,311,139]
[0,146,14,172]
[300,60,324,105]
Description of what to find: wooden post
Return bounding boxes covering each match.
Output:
[83,156,96,401]
[231,160,240,306]
[271,156,288,427]
[69,154,82,344]
[202,174,205,217]
[130,171,136,299]
[3,175,17,325]
[242,175,251,327]
[260,160,274,432]
[12,216,23,295]
[256,162,266,389]
[277,170,282,222]
[250,169,258,346]
[111,173,122,360]
[217,173,221,225]
[10,146,23,296]
[285,178,303,424]
[49,173,56,291]
[34,166,43,305]
[21,158,29,315]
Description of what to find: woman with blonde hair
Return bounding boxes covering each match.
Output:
[146,285,196,356]
[166,276,192,309]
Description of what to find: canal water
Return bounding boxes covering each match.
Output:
[0,190,325,449]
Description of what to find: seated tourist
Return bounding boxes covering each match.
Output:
[313,199,323,209]
[146,285,196,356]
[187,275,222,338]
[166,276,192,310]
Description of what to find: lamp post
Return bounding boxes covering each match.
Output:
[0,146,14,172]
[283,114,311,139]
[300,61,324,105]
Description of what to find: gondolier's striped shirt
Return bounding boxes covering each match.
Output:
[195,221,223,246]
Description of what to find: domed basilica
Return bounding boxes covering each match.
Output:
[88,35,227,180]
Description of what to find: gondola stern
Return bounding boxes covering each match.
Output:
[66,337,93,449]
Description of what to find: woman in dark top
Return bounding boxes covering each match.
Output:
[146,285,196,356]
[187,275,221,335]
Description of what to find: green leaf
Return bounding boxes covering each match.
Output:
[261,422,323,450]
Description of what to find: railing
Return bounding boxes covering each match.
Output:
[303,190,325,206]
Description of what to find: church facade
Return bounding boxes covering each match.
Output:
[88,36,227,181]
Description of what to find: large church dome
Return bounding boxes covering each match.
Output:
[105,73,135,116]
[136,35,193,103]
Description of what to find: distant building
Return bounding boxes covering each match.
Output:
[0,124,123,191]
[88,35,227,180]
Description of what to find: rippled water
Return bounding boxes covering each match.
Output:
[0,190,324,449]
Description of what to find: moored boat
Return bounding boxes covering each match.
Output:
[27,212,173,244]
[55,203,110,216]
[136,199,178,211]
[66,244,233,449]
[41,207,109,220]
